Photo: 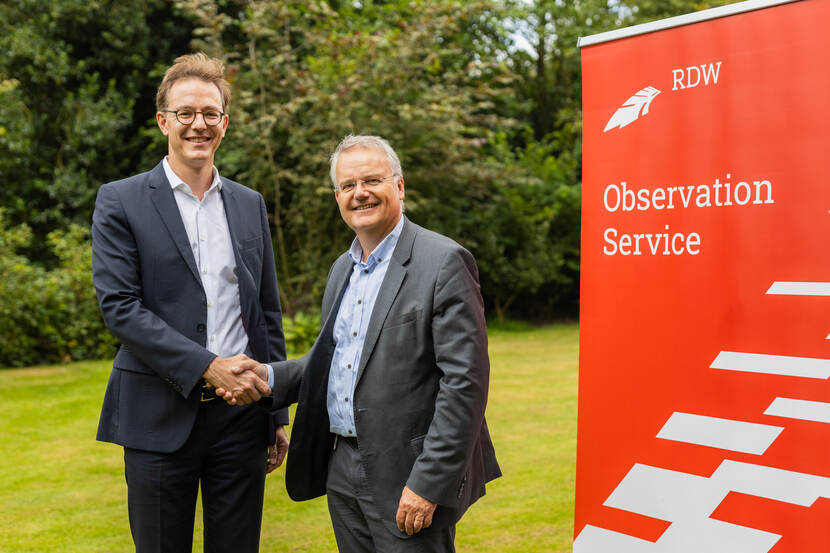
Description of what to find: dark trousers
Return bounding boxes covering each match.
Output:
[327,436,456,553]
[124,399,268,553]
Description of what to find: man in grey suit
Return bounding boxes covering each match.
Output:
[222,134,501,552]
[92,53,288,553]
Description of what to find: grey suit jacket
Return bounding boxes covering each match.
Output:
[271,217,501,536]
[92,161,287,453]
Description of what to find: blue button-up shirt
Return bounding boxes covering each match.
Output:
[327,216,404,437]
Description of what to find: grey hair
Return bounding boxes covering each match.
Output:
[329,134,404,189]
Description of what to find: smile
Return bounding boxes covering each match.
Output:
[354,203,378,211]
[185,136,211,143]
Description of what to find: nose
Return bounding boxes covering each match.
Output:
[190,112,208,129]
[353,181,371,198]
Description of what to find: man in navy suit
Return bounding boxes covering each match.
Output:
[92,53,288,553]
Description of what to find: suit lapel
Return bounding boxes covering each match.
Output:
[218,180,248,289]
[299,255,352,400]
[355,218,416,384]
[321,255,354,345]
[219,180,259,334]
[148,162,202,285]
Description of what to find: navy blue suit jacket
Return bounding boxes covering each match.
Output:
[92,161,287,453]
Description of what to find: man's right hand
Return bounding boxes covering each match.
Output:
[203,354,271,405]
[213,359,270,405]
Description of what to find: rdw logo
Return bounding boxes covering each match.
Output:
[604,61,722,133]
[604,86,661,131]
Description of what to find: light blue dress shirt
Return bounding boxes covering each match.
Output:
[327,216,404,437]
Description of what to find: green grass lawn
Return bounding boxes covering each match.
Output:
[0,323,577,552]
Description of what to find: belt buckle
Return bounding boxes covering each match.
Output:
[200,389,216,402]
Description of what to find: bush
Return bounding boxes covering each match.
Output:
[0,213,118,367]
[282,310,322,357]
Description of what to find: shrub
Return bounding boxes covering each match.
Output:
[282,310,322,357]
[0,213,118,367]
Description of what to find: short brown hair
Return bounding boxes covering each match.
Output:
[155,53,231,112]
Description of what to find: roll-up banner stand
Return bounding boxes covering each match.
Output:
[576,1,830,551]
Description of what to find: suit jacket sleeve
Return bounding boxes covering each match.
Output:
[256,194,290,425]
[92,183,215,397]
[269,356,307,410]
[405,246,490,505]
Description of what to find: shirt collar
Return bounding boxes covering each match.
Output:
[162,156,222,194]
[348,216,405,268]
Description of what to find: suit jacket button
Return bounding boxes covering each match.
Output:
[197,324,206,332]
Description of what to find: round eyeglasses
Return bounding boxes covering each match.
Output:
[335,174,397,194]
[161,108,225,126]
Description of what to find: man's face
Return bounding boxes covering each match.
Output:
[334,147,404,242]
[156,77,228,171]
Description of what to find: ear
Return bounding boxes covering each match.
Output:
[397,176,405,200]
[156,111,170,136]
[218,113,229,138]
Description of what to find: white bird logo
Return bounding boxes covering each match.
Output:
[604,86,661,132]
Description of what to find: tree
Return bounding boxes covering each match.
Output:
[622,0,739,21]
[178,0,522,315]
[0,0,193,261]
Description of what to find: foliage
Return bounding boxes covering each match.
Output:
[283,310,322,357]
[0,0,193,262]
[176,0,537,316]
[621,0,738,20]
[0,211,118,367]
[472,131,582,319]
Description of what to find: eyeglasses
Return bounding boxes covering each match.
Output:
[161,108,225,126]
[335,174,397,194]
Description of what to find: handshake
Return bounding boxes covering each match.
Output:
[202,354,272,405]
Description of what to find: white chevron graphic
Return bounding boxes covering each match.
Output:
[604,86,661,132]
[574,460,830,553]
[766,281,830,296]
[575,279,830,552]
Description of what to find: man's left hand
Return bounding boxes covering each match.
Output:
[267,425,289,473]
[396,485,437,535]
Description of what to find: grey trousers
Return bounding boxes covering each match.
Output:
[326,436,455,553]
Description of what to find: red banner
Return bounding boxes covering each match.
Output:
[576,1,830,551]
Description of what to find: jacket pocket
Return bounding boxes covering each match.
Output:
[113,348,155,375]
[408,434,427,457]
[240,234,262,251]
[385,308,421,329]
